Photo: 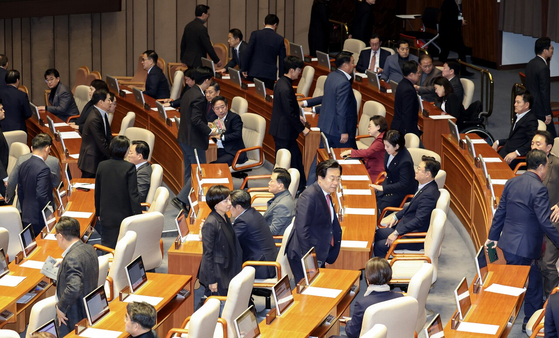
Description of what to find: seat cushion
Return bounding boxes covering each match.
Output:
[526,309,544,336]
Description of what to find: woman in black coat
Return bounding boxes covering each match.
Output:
[434,76,466,128]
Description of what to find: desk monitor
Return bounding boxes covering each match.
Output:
[83,284,110,326]
[194,148,203,176]
[19,223,37,257]
[475,246,489,286]
[424,313,444,337]
[389,80,398,95]
[301,247,319,285]
[272,275,294,316]
[487,175,496,204]
[59,130,67,153]
[175,209,190,242]
[126,255,148,293]
[229,68,243,88]
[317,51,331,71]
[464,135,476,161]
[56,182,69,215]
[253,78,267,100]
[290,42,304,59]
[46,115,56,136]
[132,87,145,107]
[106,75,120,94]
[64,163,72,190]
[155,100,168,120]
[0,248,9,279]
[479,154,488,180]
[41,202,56,232]
[33,319,60,338]
[418,95,424,112]
[454,277,471,320]
[320,132,334,160]
[30,102,41,122]
[365,70,380,89]
[448,120,460,144]
[201,57,216,76]
[234,305,261,338]
[187,188,200,220]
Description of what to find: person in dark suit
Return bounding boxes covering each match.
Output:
[95,136,142,249]
[208,96,247,166]
[344,258,403,338]
[350,0,376,44]
[0,70,32,132]
[355,34,390,74]
[374,155,440,257]
[263,168,295,236]
[230,190,277,279]
[434,76,466,128]
[442,61,464,102]
[38,69,79,122]
[487,149,559,328]
[7,152,60,206]
[546,291,559,336]
[285,159,343,283]
[307,0,330,57]
[124,302,157,338]
[380,41,419,83]
[414,54,442,103]
[0,101,8,198]
[17,134,54,235]
[391,61,421,138]
[199,185,242,296]
[0,54,8,89]
[166,68,195,109]
[78,89,113,178]
[54,217,99,337]
[221,28,247,72]
[141,50,170,100]
[270,56,310,192]
[492,90,538,169]
[69,79,108,134]
[525,37,556,137]
[439,0,472,76]
[370,130,417,215]
[242,14,286,90]
[180,4,221,69]
[128,140,152,203]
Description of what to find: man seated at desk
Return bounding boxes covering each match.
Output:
[414,54,441,103]
[38,68,79,122]
[208,96,247,166]
[355,33,390,74]
[141,50,170,100]
[263,167,295,236]
[380,40,418,83]
[128,140,152,203]
[205,81,220,120]
[124,302,158,338]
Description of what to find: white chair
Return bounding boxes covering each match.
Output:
[360,297,418,338]
[123,127,155,162]
[230,113,266,174]
[538,119,547,131]
[165,298,223,338]
[381,47,395,55]
[26,296,57,338]
[97,255,110,288]
[274,148,291,169]
[406,263,435,333]
[312,75,328,97]
[0,228,8,257]
[361,324,388,338]
[296,65,315,98]
[435,170,446,189]
[436,188,450,214]
[357,101,386,149]
[343,38,366,65]
[231,96,248,116]
[144,164,163,206]
[117,212,164,271]
[7,142,30,176]
[170,70,184,101]
[0,330,20,338]
[147,187,170,214]
[460,78,474,109]
[552,137,559,158]
[404,133,420,149]
[287,168,300,199]
[74,85,90,113]
[3,130,27,149]
[0,206,23,260]
[408,148,441,167]
[118,111,136,135]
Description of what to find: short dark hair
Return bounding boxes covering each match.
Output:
[131,140,150,160]
[370,115,388,133]
[316,159,342,178]
[0,54,7,67]
[90,79,108,91]
[383,129,405,149]
[421,155,440,178]
[264,14,279,26]
[44,68,60,79]
[230,189,251,209]
[184,68,195,79]
[32,133,53,150]
[206,185,231,211]
[365,257,392,285]
[335,51,353,68]
[208,81,220,93]
[143,50,158,64]
[370,33,380,41]
[433,76,453,98]
[109,135,131,158]
[5,69,20,85]
[396,40,409,49]
[127,302,156,329]
[516,89,534,109]
[211,95,227,106]
[195,4,210,17]
[273,167,291,190]
[535,130,554,147]
[109,92,116,101]
[419,53,433,63]
[535,37,552,55]
[526,149,548,170]
[194,67,213,85]
[92,89,110,105]
[284,56,304,73]
[55,216,80,240]
[229,28,243,41]
[446,61,460,76]
[402,60,419,77]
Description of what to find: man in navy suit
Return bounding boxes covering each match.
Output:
[0,69,32,132]
[487,149,559,329]
[141,50,169,100]
[0,101,9,198]
[230,190,277,279]
[208,96,247,166]
[286,159,343,283]
[180,4,221,69]
[374,155,440,257]
[355,34,390,74]
[220,28,247,72]
[38,68,79,122]
[380,40,419,83]
[391,61,421,138]
[242,14,286,90]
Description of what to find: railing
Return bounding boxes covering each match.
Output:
[459,60,494,125]
[511,83,526,125]
[329,19,348,53]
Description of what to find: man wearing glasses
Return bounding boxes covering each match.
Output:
[38,68,79,122]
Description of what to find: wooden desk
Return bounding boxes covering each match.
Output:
[443,264,530,337]
[0,296,17,328]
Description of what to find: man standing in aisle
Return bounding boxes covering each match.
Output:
[180,4,221,69]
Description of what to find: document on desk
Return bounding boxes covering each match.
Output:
[80,328,123,338]
[247,83,255,88]
[74,182,95,189]
[311,58,318,62]
[485,283,526,297]
[429,115,454,120]
[470,139,487,144]
[185,234,201,241]
[483,157,502,163]
[44,234,57,240]
[0,275,26,287]
[457,322,499,335]
[341,175,370,181]
[345,208,375,215]
[343,189,372,195]
[20,260,45,270]
[150,106,174,111]
[124,294,164,306]
[69,154,79,159]
[310,127,320,132]
[302,286,342,298]
[59,131,81,139]
[45,122,69,127]
[355,72,368,79]
[201,178,229,184]
[62,211,93,218]
[341,240,369,249]
[337,159,361,165]
[122,89,133,94]
[491,179,508,185]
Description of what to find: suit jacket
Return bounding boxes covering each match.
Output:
[7,154,61,203]
[350,131,385,180]
[233,207,277,279]
[355,48,390,73]
[345,291,404,338]
[225,41,247,70]
[350,1,374,44]
[308,1,330,57]
[545,154,559,209]
[0,85,32,132]
[209,111,247,163]
[242,28,286,80]
[144,65,170,100]
[264,190,295,236]
[0,126,7,182]
[74,99,95,134]
[56,240,99,336]
[525,56,551,121]
[177,86,211,150]
[46,83,79,121]
[392,78,420,137]
[449,76,464,102]
[136,162,152,203]
[394,180,440,235]
[545,292,559,336]
[17,155,53,235]
[380,53,418,83]
[379,147,417,209]
[78,107,112,175]
[488,171,559,259]
[180,18,220,67]
[442,92,465,124]
[0,68,6,89]
[417,68,443,102]
[498,110,538,157]
[270,76,305,141]
[95,157,142,228]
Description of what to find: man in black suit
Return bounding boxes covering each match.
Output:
[391,61,421,138]
[442,61,464,102]
[350,0,376,44]
[0,101,8,198]
[492,90,538,169]
[208,96,247,166]
[242,14,286,90]
[38,68,79,122]
[166,68,195,109]
[128,140,152,203]
[78,89,113,178]
[17,133,54,236]
[180,4,221,69]
[54,217,99,336]
[373,156,441,257]
[414,54,442,103]
[0,54,7,89]
[68,79,109,134]
[270,56,310,192]
[525,37,556,137]
[95,136,142,249]
[220,28,247,72]
[0,69,32,132]
[230,189,277,279]
[141,50,170,100]
[286,159,343,283]
[355,34,390,74]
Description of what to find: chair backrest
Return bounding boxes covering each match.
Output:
[26,295,57,338]
[117,212,164,271]
[73,66,90,94]
[74,85,91,113]
[436,188,450,214]
[106,231,137,299]
[18,85,29,94]
[434,169,446,189]
[354,89,362,116]
[97,255,110,288]
[118,112,136,135]
[312,75,328,97]
[220,266,256,338]
[157,57,166,78]
[130,55,149,83]
[123,127,155,161]
[277,221,294,281]
[553,137,559,158]
[148,187,170,214]
[361,324,388,338]
[3,130,27,149]
[7,142,30,176]
[145,164,163,205]
[297,66,315,97]
[538,119,547,131]
[358,101,386,148]
[361,297,418,338]
[0,228,8,259]
[404,133,420,149]
[460,78,474,109]
[407,263,435,333]
[86,70,102,85]
[240,113,266,161]
[287,168,300,199]
[213,43,228,70]
[231,96,248,116]
[284,38,291,56]
[167,63,187,86]
[424,209,447,283]
[408,148,441,167]
[170,70,184,101]
[381,47,395,55]
[187,298,220,338]
[0,206,23,259]
[343,38,366,64]
[275,149,291,169]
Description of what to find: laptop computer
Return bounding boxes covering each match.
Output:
[448,120,460,144]
[32,319,60,338]
[253,78,267,100]
[316,51,331,71]
[41,202,57,232]
[365,70,380,89]
[464,135,476,161]
[126,255,148,293]
[474,246,489,287]
[320,132,336,160]
[271,275,294,316]
[290,42,304,59]
[0,248,9,279]
[454,277,471,320]
[46,115,56,136]
[83,284,110,326]
[132,87,145,107]
[201,57,216,77]
[19,223,37,257]
[155,100,168,120]
[301,247,319,285]
[234,305,261,338]
[389,80,398,95]
[56,182,69,215]
[424,313,444,337]
[229,67,243,88]
[106,75,120,94]
[30,103,41,122]
[175,209,190,242]
[187,188,200,223]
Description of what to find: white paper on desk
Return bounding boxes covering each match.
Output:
[247,83,256,88]
[431,332,444,338]
[311,58,318,62]
[150,106,174,111]
[396,14,421,19]
[456,322,499,335]
[221,75,231,80]
[185,234,201,242]
[79,328,123,338]
[69,153,79,159]
[491,179,508,185]
[470,139,487,144]
[310,127,320,132]
[63,211,93,219]
[343,189,372,195]
[302,286,342,298]
[429,115,454,120]
[483,157,502,163]
[0,275,26,287]
[345,208,375,215]
[122,89,133,94]
[20,260,45,269]
[45,122,69,127]
[44,234,57,241]
[341,240,368,248]
[355,72,368,78]
[124,294,164,306]
[485,283,526,296]
[59,131,81,139]
[201,178,229,184]
[74,183,95,189]
[341,175,370,181]
[337,159,361,165]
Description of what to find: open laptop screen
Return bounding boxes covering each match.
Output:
[0,248,9,278]
[83,284,110,326]
[475,246,489,286]
[132,87,145,107]
[301,247,319,285]
[126,255,148,293]
[316,51,331,71]
[19,224,37,257]
[229,68,242,88]
[175,209,190,242]
[155,100,168,120]
[33,318,60,337]
[424,313,444,337]
[106,75,120,93]
[42,202,57,232]
[253,78,267,100]
[454,277,471,320]
[272,275,294,316]
[365,70,380,89]
[30,103,41,122]
[234,305,260,338]
[290,42,304,59]
[201,57,216,76]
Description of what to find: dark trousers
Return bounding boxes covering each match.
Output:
[324,132,357,150]
[97,220,120,249]
[539,234,559,298]
[177,142,206,203]
[274,137,307,190]
[81,170,95,178]
[212,148,235,166]
[373,227,424,258]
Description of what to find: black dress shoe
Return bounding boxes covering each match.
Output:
[172,197,188,211]
[522,322,527,333]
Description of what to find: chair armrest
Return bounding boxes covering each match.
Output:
[513,162,527,174]
[112,132,119,137]
[398,194,415,208]
[141,202,151,209]
[355,134,373,140]
[217,318,228,338]
[206,295,228,304]
[297,96,312,102]
[179,315,192,329]
[530,322,545,338]
[94,244,115,255]
[232,146,265,171]
[374,172,387,185]
[166,328,189,338]
[247,187,270,193]
[273,235,283,247]
[106,276,114,301]
[66,115,80,123]
[242,261,281,287]
[389,254,431,265]
[240,174,271,189]
[377,207,403,228]
[385,237,427,259]
[160,239,164,257]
